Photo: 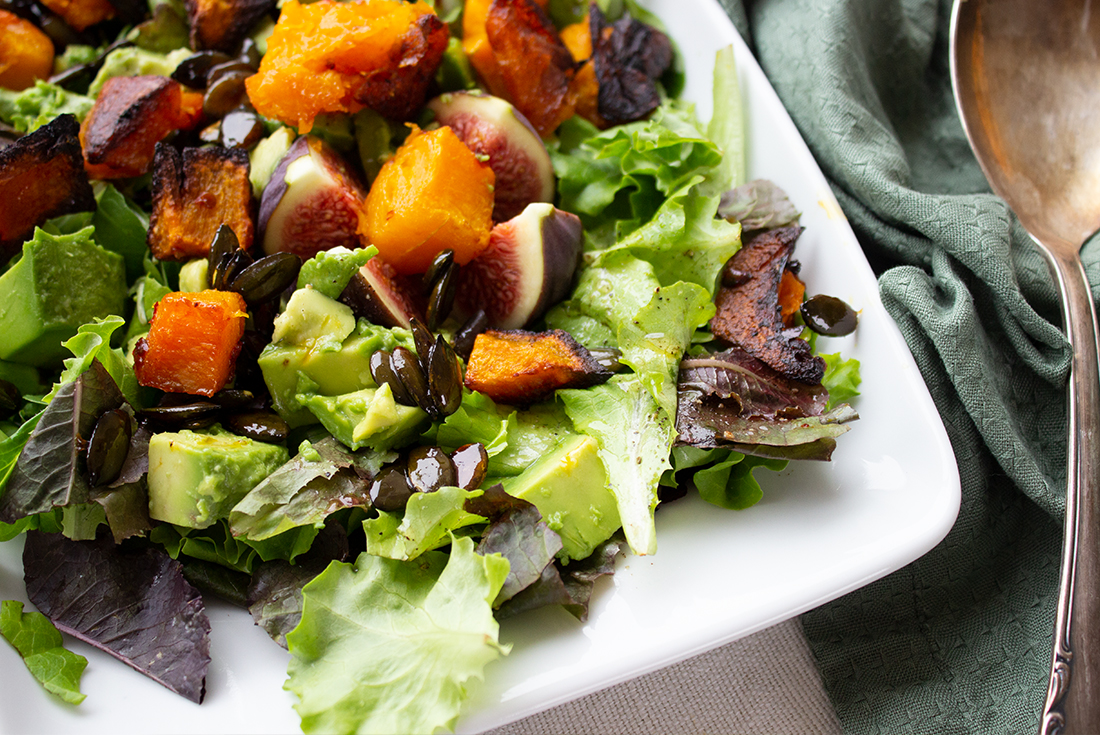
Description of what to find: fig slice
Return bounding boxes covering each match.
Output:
[426,91,555,223]
[257,135,368,260]
[455,202,582,330]
[339,257,424,329]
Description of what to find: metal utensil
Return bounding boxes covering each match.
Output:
[950,1,1100,732]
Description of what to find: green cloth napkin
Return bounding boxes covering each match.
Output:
[717,0,1100,732]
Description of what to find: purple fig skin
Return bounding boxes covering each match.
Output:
[455,203,583,330]
[426,91,555,222]
[339,258,424,329]
[257,136,368,259]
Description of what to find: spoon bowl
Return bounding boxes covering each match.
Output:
[951,1,1100,732]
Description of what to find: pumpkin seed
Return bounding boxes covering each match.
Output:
[87,409,132,487]
[228,252,301,305]
[427,335,462,418]
[426,261,457,331]
[171,50,232,89]
[223,410,288,443]
[450,443,488,491]
[369,351,414,406]
[203,68,251,117]
[391,346,436,419]
[408,317,435,361]
[220,109,264,150]
[369,466,414,512]
[454,309,488,361]
[216,248,253,291]
[422,249,454,293]
[588,346,624,372]
[236,38,261,70]
[208,224,240,287]
[800,294,858,337]
[138,401,221,429]
[210,389,255,410]
[405,446,457,494]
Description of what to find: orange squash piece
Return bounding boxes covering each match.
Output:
[133,290,248,397]
[81,76,204,180]
[463,0,550,98]
[0,10,54,91]
[362,125,495,275]
[464,329,611,405]
[245,0,447,132]
[485,0,576,138]
[38,0,115,31]
[147,144,254,261]
[778,269,806,327]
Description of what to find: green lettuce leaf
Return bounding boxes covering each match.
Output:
[821,352,862,409]
[362,486,485,560]
[285,536,510,735]
[0,600,87,704]
[151,520,318,574]
[0,410,43,501]
[93,184,150,283]
[46,316,142,406]
[703,45,745,195]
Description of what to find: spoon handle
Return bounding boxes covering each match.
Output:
[1040,244,1100,735]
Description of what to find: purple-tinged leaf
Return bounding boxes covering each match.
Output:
[91,479,153,543]
[469,486,563,605]
[23,531,211,703]
[107,422,150,488]
[497,536,624,622]
[0,361,124,524]
[717,179,801,232]
[678,347,828,419]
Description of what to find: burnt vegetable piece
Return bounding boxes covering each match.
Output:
[80,76,203,180]
[588,3,673,125]
[147,144,255,261]
[185,0,274,53]
[710,226,826,384]
[0,114,95,259]
[485,0,577,138]
[463,329,612,405]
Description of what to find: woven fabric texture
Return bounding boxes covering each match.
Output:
[717,0,1100,732]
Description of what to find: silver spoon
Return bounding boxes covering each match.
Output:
[950,1,1100,732]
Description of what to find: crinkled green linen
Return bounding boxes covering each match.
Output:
[718,0,1096,732]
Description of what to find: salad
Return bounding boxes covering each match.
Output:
[0,0,861,732]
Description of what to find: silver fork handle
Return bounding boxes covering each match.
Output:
[1040,242,1100,735]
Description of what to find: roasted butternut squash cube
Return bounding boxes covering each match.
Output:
[0,114,95,259]
[245,0,448,132]
[362,125,494,275]
[463,329,611,405]
[186,0,275,53]
[0,10,54,90]
[485,0,576,137]
[38,0,116,31]
[133,290,248,396]
[80,76,204,180]
[148,144,254,261]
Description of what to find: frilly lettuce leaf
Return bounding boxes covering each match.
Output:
[363,486,484,561]
[703,45,745,195]
[0,600,87,704]
[821,352,862,409]
[46,316,142,406]
[285,536,510,735]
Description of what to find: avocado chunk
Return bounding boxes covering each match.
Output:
[300,382,426,452]
[258,287,415,426]
[148,426,289,529]
[0,360,44,396]
[0,226,127,367]
[500,434,621,563]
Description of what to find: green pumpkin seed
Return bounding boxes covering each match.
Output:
[450,443,488,491]
[369,350,414,406]
[223,410,288,443]
[228,252,301,305]
[405,446,457,494]
[427,335,462,418]
[392,346,436,420]
[87,409,132,487]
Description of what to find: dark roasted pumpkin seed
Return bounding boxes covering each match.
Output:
[369,351,414,406]
[588,346,624,372]
[408,317,435,361]
[426,262,458,331]
[203,69,251,117]
[370,465,414,512]
[138,401,222,429]
[236,38,262,70]
[800,294,858,337]
[228,252,301,305]
[210,389,255,410]
[454,309,488,361]
[87,409,132,487]
[171,50,232,88]
[220,109,265,150]
[208,224,240,287]
[392,346,436,419]
[422,249,454,293]
[223,410,288,443]
[216,248,253,291]
[427,335,462,418]
[0,379,20,419]
[450,443,488,491]
[405,446,457,493]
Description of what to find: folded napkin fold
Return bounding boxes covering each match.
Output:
[717,0,1100,731]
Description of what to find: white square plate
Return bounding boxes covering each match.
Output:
[0,0,961,732]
